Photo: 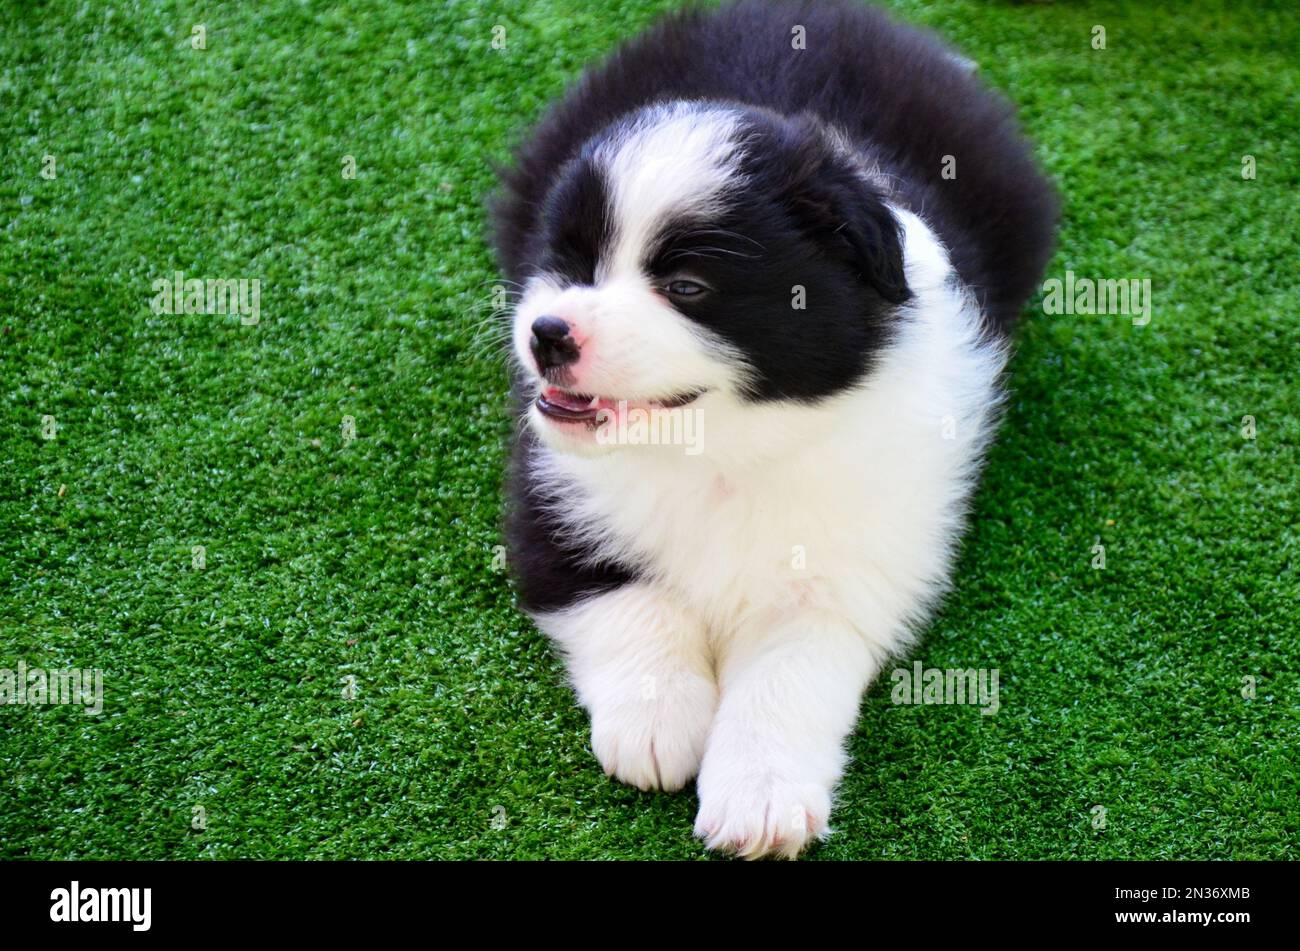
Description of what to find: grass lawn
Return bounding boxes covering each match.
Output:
[1,0,1296,860]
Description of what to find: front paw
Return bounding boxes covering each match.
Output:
[589,670,717,792]
[693,761,832,859]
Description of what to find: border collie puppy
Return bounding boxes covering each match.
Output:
[491,0,1056,858]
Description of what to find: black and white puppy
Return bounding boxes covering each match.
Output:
[491,0,1056,858]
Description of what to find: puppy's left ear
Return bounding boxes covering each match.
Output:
[787,133,911,306]
[827,176,911,305]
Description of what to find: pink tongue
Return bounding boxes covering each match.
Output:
[547,389,593,411]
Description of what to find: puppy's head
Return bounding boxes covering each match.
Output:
[509,101,910,457]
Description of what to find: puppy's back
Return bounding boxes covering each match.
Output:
[493,0,1057,329]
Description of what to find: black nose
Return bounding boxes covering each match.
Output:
[529,315,580,373]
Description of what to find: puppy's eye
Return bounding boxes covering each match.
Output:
[664,279,708,298]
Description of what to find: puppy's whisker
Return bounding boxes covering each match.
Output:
[473,278,528,290]
[669,227,767,253]
[663,246,759,263]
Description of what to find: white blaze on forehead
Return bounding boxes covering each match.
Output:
[594,103,746,279]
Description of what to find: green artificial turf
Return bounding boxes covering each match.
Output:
[1,0,1296,860]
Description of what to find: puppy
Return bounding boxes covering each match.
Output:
[491,0,1056,858]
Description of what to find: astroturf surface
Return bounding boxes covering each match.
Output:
[1,0,1296,860]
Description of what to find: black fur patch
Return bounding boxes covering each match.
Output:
[503,424,638,614]
[532,148,613,287]
[642,107,911,401]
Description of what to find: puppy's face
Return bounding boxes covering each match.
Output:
[509,102,910,457]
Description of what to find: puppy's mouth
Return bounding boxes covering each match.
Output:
[535,386,704,424]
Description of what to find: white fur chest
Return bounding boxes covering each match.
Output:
[531,211,1008,654]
